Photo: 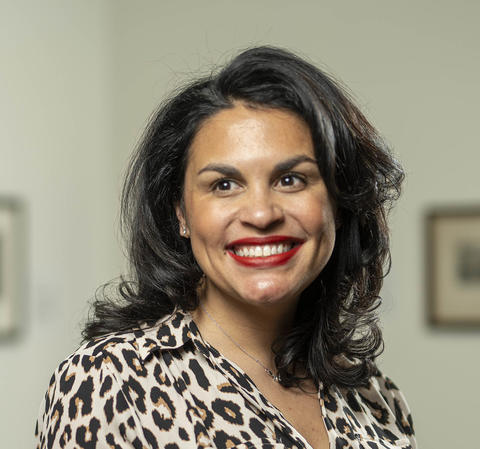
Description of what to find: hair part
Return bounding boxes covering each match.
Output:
[83,46,404,388]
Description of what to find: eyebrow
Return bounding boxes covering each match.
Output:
[197,155,318,177]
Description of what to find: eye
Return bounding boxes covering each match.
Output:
[212,178,241,194]
[275,173,306,190]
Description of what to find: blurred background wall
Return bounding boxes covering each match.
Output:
[1,1,479,447]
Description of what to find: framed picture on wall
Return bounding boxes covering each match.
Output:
[427,207,480,327]
[0,198,24,338]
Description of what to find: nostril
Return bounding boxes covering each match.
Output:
[238,200,284,229]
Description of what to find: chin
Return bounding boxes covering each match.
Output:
[237,280,299,306]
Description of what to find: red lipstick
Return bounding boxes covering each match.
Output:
[226,235,304,268]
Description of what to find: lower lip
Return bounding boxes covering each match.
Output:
[227,244,303,267]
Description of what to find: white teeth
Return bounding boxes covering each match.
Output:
[233,243,294,258]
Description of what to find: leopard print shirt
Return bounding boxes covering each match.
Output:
[35,309,416,449]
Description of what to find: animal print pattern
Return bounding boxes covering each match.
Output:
[35,310,416,448]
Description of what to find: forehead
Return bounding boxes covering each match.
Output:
[186,104,314,170]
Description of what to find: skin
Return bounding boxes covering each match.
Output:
[176,102,336,354]
[176,103,334,449]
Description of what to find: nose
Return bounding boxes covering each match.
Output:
[237,187,284,230]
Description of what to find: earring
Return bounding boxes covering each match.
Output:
[182,226,188,236]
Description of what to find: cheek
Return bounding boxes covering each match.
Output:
[321,204,337,232]
[318,207,337,246]
[295,194,336,236]
[305,200,337,272]
[185,194,230,255]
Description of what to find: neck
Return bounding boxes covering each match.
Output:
[192,282,297,368]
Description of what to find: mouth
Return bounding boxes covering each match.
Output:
[226,236,304,267]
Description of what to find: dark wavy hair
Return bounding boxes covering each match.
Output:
[83,46,404,388]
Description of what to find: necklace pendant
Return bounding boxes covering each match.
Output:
[265,368,281,382]
[200,306,282,384]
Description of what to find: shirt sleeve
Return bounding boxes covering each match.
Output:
[35,351,150,449]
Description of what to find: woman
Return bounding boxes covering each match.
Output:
[36,46,416,449]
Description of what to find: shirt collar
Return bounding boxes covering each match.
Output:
[136,308,197,362]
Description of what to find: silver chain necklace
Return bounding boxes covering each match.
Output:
[200,305,281,383]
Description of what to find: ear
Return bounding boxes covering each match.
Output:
[175,203,189,238]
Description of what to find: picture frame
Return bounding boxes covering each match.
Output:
[426,207,480,327]
[0,197,24,338]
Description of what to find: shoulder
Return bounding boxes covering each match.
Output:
[48,329,143,388]
[35,312,190,448]
[58,309,190,374]
[330,369,416,449]
[35,333,134,448]
[37,331,145,429]
[362,368,415,430]
[45,310,189,393]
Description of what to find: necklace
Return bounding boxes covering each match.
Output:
[200,305,281,383]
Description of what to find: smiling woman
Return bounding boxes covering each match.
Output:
[36,47,416,449]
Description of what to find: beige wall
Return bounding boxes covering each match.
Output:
[0,1,120,446]
[2,1,479,447]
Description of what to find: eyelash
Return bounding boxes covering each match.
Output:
[211,172,307,193]
[211,179,239,192]
[277,172,306,188]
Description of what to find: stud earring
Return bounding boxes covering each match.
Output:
[182,226,188,236]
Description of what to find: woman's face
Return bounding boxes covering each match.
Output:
[177,103,336,309]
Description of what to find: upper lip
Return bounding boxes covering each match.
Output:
[226,235,305,248]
